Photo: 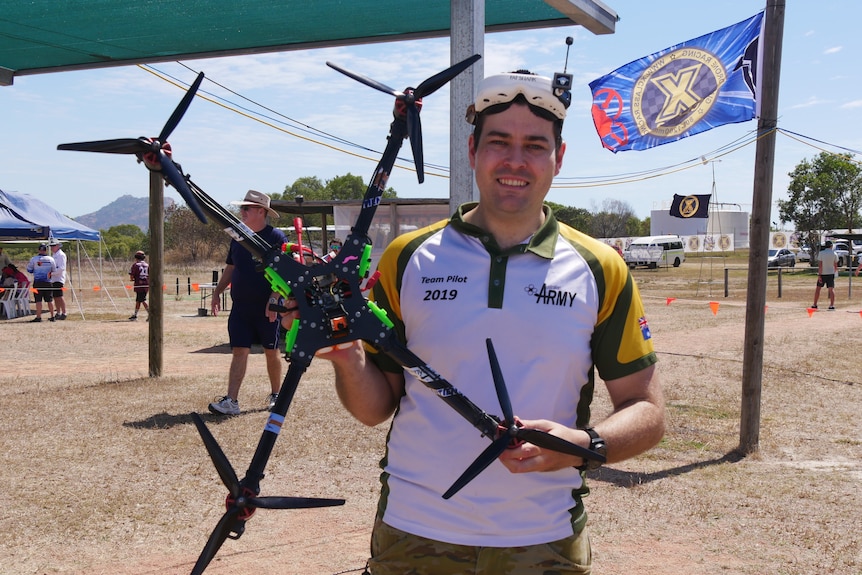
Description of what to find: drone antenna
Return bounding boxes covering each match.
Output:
[293,195,306,264]
[563,36,573,73]
[552,37,574,110]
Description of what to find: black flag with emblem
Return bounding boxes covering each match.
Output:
[670,194,711,218]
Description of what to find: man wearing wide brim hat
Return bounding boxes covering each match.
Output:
[48,238,67,320]
[208,190,287,416]
[229,189,280,219]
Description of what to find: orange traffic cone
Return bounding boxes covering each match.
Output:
[709,301,719,316]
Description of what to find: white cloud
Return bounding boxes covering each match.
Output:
[787,96,829,110]
[823,46,842,54]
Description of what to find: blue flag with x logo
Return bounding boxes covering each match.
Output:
[589,11,764,152]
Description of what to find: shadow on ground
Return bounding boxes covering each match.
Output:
[192,344,267,354]
[123,408,271,430]
[592,450,744,487]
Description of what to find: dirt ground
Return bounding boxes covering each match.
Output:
[1,268,860,575]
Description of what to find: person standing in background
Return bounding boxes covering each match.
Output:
[48,238,67,320]
[812,240,838,310]
[26,243,56,323]
[208,190,287,416]
[129,250,150,321]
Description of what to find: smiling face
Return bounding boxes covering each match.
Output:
[468,103,565,230]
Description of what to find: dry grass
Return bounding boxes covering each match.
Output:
[0,256,860,575]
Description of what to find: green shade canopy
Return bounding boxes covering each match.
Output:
[0,0,616,85]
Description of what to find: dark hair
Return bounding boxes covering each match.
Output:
[471,93,564,152]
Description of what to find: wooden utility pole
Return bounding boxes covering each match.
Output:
[739,0,785,453]
[148,170,164,377]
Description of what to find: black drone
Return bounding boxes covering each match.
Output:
[57,54,603,574]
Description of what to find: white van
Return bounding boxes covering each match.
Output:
[625,235,685,268]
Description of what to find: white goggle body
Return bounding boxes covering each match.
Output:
[466,73,568,124]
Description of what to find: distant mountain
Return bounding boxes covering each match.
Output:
[76,194,175,232]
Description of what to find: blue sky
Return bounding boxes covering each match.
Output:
[2,1,859,223]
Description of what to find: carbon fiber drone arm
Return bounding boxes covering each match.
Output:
[265,251,502,441]
[247,107,501,438]
[184,178,274,260]
[372,328,503,439]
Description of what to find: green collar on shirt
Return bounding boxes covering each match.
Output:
[449,202,558,259]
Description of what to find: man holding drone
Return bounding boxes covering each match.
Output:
[309,69,666,573]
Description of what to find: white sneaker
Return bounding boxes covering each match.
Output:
[208,396,240,416]
[268,393,278,412]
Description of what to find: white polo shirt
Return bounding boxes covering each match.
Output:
[368,204,656,547]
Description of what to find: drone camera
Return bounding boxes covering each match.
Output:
[552,73,573,109]
[552,72,573,92]
[329,316,349,335]
[553,36,575,110]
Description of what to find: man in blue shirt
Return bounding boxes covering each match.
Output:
[26,243,57,323]
[208,190,287,415]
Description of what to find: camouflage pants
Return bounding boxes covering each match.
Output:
[368,518,591,575]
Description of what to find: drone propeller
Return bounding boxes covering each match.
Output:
[189,413,345,575]
[57,72,208,223]
[326,54,481,183]
[442,339,605,499]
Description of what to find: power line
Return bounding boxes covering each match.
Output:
[137,65,862,192]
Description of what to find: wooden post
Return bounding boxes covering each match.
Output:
[740,0,785,453]
[148,170,164,377]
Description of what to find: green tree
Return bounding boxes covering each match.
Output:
[589,199,637,239]
[628,215,650,237]
[547,201,592,231]
[546,200,649,237]
[280,176,327,201]
[282,173,397,202]
[101,224,147,259]
[279,173,398,234]
[163,204,230,263]
[324,173,367,200]
[778,152,862,265]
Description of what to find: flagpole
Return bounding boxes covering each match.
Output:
[739,0,785,454]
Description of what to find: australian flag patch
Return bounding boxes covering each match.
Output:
[638,316,652,340]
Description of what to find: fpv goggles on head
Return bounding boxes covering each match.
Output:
[465,71,571,124]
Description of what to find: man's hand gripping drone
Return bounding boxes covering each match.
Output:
[58,56,604,574]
